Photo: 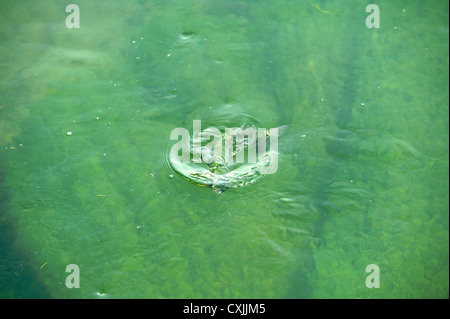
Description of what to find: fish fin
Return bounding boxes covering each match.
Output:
[275,125,290,138]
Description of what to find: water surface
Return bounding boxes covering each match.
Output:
[0,0,448,298]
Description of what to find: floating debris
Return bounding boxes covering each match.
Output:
[309,1,330,14]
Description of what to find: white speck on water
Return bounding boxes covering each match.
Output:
[66,131,72,136]
[169,174,174,178]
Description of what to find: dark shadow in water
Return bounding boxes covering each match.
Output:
[285,252,315,298]
[282,2,373,297]
[0,162,51,299]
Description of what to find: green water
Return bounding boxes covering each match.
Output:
[0,0,448,299]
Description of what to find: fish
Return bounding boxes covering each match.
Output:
[181,124,290,193]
